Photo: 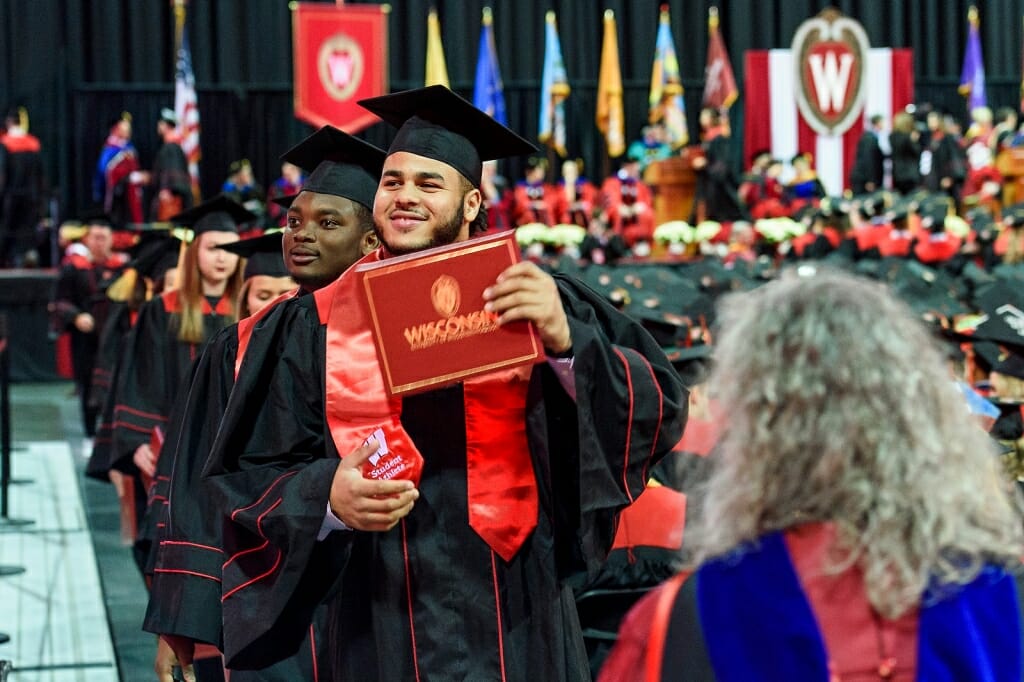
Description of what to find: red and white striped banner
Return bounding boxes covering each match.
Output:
[744,48,913,196]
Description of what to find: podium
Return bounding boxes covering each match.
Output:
[997,148,1024,206]
[644,149,699,226]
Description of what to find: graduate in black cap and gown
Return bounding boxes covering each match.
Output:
[145,127,385,682]
[85,232,182,556]
[110,195,249,490]
[202,85,687,681]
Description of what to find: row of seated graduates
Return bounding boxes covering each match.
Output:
[725,189,1024,273]
[483,155,656,248]
[543,207,1024,678]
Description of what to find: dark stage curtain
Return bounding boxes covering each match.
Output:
[0,0,1022,217]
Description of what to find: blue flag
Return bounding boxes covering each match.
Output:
[539,11,570,156]
[473,8,506,124]
[959,7,986,110]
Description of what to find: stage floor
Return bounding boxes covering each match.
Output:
[0,383,150,682]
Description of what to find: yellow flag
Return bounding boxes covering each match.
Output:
[596,10,625,157]
[425,8,450,88]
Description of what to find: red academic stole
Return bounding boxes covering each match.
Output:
[318,250,538,562]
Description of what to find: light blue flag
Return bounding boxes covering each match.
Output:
[538,11,570,156]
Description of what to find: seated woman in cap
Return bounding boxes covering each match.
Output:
[601,270,1024,681]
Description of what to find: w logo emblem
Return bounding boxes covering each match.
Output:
[792,9,869,136]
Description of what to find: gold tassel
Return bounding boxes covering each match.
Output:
[106,269,139,302]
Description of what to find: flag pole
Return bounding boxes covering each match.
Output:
[173,0,184,51]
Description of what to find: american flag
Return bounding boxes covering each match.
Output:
[175,3,200,197]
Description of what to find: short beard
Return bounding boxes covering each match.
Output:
[375,203,465,256]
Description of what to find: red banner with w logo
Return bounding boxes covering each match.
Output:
[292,4,389,133]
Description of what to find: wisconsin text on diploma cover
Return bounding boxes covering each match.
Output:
[402,309,501,351]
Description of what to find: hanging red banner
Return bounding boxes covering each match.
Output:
[292,3,389,133]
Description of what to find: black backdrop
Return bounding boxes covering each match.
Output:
[2,0,1024,220]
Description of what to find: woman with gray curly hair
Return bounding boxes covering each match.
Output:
[600,269,1024,681]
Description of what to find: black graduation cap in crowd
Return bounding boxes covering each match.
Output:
[80,210,114,228]
[106,230,182,301]
[663,343,714,388]
[966,206,997,240]
[216,231,289,280]
[128,232,181,278]
[886,204,910,224]
[169,194,257,237]
[852,190,890,220]
[279,125,385,211]
[1003,203,1024,229]
[270,193,296,210]
[919,201,951,232]
[887,192,924,223]
[970,287,1024,350]
[358,84,538,186]
[632,309,694,347]
[992,349,1024,380]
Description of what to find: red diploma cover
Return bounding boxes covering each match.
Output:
[357,231,543,395]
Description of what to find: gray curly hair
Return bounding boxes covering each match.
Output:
[689,269,1024,618]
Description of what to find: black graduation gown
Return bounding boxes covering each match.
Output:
[142,318,324,682]
[110,290,234,473]
[53,255,123,436]
[149,140,194,220]
[87,301,140,479]
[849,130,884,194]
[201,275,687,681]
[889,130,922,194]
[108,290,233,572]
[691,135,745,223]
[0,133,46,263]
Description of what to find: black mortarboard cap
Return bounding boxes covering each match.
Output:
[663,344,713,387]
[81,210,114,228]
[633,309,692,347]
[1004,203,1024,228]
[169,194,257,236]
[216,231,289,280]
[270,193,296,210]
[966,206,997,236]
[886,204,910,223]
[919,201,951,232]
[358,85,538,186]
[279,126,385,211]
[992,350,1024,380]
[117,231,179,281]
[853,190,890,219]
[971,287,1024,351]
[130,233,181,279]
